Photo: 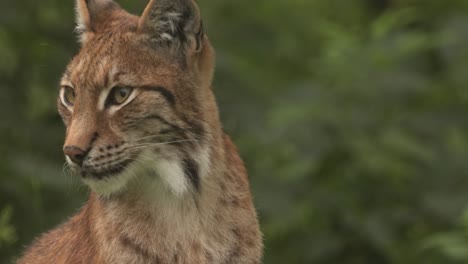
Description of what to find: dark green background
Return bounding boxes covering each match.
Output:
[2,0,468,263]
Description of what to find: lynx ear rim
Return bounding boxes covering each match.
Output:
[137,0,204,53]
[194,21,204,53]
[75,0,120,42]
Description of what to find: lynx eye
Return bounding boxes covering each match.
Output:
[62,86,75,106]
[108,86,133,106]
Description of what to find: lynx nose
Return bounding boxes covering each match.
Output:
[64,146,86,166]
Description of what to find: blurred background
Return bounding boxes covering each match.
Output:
[2,0,468,263]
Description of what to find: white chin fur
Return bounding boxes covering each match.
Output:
[80,154,146,197]
[82,172,134,197]
[152,158,188,196]
[78,150,191,197]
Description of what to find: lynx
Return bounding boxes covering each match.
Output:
[17,0,263,263]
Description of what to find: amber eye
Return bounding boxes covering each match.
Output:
[62,86,75,106]
[109,86,133,105]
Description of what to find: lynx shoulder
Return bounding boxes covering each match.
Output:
[17,0,262,263]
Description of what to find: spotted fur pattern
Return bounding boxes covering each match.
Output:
[17,0,262,263]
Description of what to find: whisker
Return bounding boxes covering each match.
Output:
[116,163,137,181]
[127,139,200,150]
[131,133,175,143]
[62,162,82,194]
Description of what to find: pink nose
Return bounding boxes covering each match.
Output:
[64,146,86,166]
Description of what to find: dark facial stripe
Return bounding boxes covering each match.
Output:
[141,114,184,132]
[181,117,205,140]
[183,158,200,191]
[140,86,176,106]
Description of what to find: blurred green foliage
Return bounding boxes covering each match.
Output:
[425,209,468,262]
[0,207,16,248]
[2,0,468,263]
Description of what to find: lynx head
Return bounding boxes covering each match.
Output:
[59,0,216,197]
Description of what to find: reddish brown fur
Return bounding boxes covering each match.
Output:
[17,0,262,263]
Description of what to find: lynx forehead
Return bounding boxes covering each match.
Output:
[18,0,262,263]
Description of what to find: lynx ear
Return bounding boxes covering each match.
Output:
[138,0,204,54]
[75,0,119,43]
